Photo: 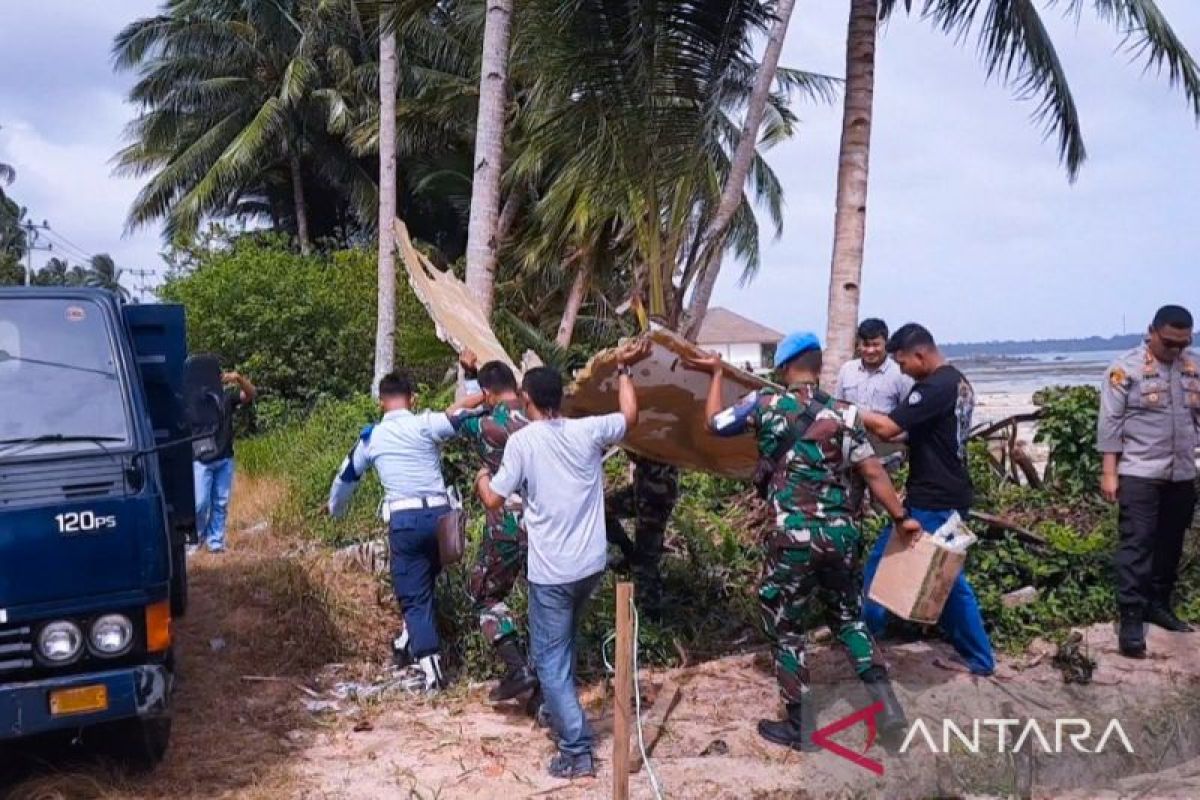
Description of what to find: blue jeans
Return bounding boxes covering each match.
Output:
[389,508,444,658]
[529,572,604,757]
[194,458,235,549]
[861,507,996,675]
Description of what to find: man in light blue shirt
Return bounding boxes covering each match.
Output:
[835,318,914,414]
[327,371,465,692]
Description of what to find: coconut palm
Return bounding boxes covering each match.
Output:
[113,0,377,250]
[463,0,514,318]
[509,0,835,332]
[821,0,1200,383]
[85,254,132,301]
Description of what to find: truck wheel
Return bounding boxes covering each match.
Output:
[101,716,172,772]
[170,534,189,618]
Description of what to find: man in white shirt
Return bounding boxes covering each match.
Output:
[835,318,914,414]
[477,340,649,779]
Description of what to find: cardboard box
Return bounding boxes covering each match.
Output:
[868,530,970,624]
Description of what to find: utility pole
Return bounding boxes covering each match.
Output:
[125,268,158,302]
[21,220,51,286]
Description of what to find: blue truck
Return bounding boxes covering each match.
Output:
[0,287,198,767]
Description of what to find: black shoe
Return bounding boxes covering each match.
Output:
[548,752,596,779]
[1118,607,1147,658]
[861,667,907,751]
[490,636,539,702]
[490,665,538,702]
[757,701,818,752]
[1146,604,1194,633]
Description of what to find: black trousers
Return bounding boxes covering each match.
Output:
[1115,477,1197,610]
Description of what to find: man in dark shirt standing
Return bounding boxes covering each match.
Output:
[192,364,256,554]
[859,324,995,675]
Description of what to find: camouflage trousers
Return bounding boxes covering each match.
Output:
[468,508,528,645]
[605,485,673,607]
[759,521,879,704]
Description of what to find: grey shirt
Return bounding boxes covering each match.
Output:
[835,357,915,414]
[327,408,457,518]
[1097,343,1200,481]
[490,413,627,585]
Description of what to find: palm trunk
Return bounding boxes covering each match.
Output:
[821,0,878,387]
[288,150,312,256]
[555,253,592,348]
[495,185,522,245]
[373,20,399,395]
[464,0,513,319]
[683,0,796,339]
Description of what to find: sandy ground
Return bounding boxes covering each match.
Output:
[5,472,1200,799]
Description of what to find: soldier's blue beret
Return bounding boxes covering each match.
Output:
[774,331,822,369]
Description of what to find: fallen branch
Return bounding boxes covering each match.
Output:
[630,679,682,773]
[969,511,1048,546]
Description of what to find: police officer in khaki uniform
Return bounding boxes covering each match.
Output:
[1098,305,1199,658]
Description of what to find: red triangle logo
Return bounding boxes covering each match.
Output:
[811,701,885,775]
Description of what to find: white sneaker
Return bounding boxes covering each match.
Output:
[418,654,446,694]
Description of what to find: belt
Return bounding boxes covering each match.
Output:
[386,495,449,513]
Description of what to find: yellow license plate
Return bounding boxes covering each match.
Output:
[49,685,109,717]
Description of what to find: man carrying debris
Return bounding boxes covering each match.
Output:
[686,332,915,752]
[450,350,539,703]
[605,454,679,617]
[326,371,467,694]
[477,341,649,779]
[859,323,996,676]
[1098,304,1198,657]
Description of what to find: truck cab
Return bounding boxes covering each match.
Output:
[0,287,195,767]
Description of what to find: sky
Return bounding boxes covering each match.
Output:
[1,1,1198,341]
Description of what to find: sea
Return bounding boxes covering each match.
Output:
[955,349,1124,396]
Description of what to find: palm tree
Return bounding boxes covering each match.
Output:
[374,8,399,391]
[683,0,798,338]
[510,0,834,333]
[463,0,514,318]
[820,0,1200,384]
[85,254,131,301]
[113,0,376,249]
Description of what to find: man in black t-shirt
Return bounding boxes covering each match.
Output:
[192,366,256,554]
[857,323,995,675]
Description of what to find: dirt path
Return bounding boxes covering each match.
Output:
[6,476,1200,799]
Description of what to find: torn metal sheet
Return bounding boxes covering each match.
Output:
[565,329,776,479]
[393,218,516,373]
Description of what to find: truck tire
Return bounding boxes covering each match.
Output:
[170,533,189,618]
[101,716,172,772]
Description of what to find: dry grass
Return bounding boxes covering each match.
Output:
[2,473,395,800]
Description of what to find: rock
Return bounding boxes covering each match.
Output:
[333,539,389,574]
[303,699,342,714]
[700,739,729,757]
[810,626,833,643]
[209,637,226,652]
[1002,586,1039,608]
[285,729,306,743]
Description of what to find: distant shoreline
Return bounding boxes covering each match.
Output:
[942,333,1140,358]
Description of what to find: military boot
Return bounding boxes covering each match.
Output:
[861,666,908,750]
[1146,603,1194,633]
[490,636,538,702]
[757,701,818,752]
[1118,606,1147,658]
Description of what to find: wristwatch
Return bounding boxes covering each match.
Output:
[616,364,632,377]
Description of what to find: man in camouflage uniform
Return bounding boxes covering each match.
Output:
[687,331,919,751]
[451,351,539,702]
[605,454,679,615]
[1098,305,1199,657]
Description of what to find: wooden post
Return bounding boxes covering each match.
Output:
[613,581,634,799]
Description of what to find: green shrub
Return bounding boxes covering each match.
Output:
[160,235,453,422]
[1034,385,1102,496]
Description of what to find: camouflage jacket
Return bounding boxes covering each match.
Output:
[453,399,531,473]
[712,383,875,528]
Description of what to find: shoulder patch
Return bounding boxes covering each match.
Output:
[1108,367,1128,389]
[359,423,375,442]
[907,390,922,405]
